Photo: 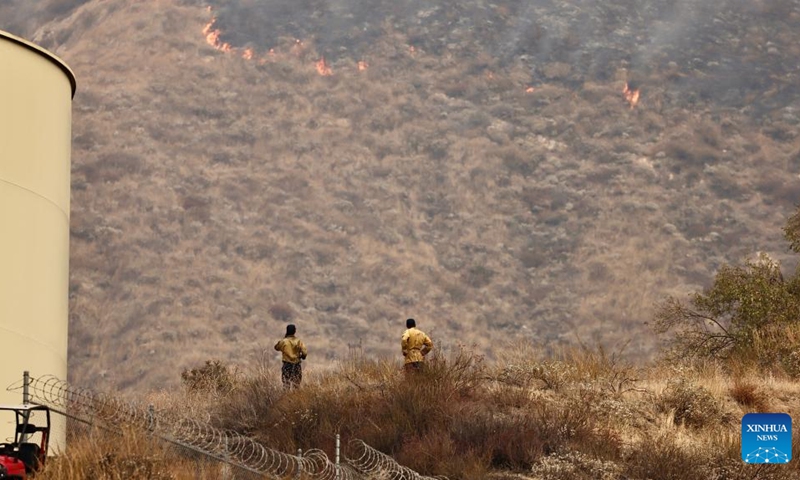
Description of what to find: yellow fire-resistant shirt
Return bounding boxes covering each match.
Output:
[274,336,308,364]
[401,327,433,364]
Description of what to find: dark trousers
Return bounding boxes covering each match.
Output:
[404,362,424,373]
[282,361,302,388]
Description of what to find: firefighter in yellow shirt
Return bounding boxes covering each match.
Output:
[274,324,308,388]
[401,318,433,372]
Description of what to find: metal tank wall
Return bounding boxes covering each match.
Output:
[0,30,75,451]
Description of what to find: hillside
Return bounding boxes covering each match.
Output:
[2,0,800,390]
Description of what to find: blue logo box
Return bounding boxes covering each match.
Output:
[741,413,792,463]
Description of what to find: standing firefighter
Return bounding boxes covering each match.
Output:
[401,318,433,372]
[274,324,308,388]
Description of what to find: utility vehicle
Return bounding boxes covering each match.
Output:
[0,404,50,479]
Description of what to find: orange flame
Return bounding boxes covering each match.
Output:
[525,86,535,93]
[242,48,254,60]
[623,82,640,109]
[316,57,333,76]
[358,60,369,71]
[202,18,232,52]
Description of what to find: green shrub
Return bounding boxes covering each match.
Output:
[654,253,800,363]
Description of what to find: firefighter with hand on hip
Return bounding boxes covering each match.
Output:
[274,324,307,388]
[401,318,433,372]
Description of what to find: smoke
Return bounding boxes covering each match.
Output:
[5,0,796,112]
[0,0,88,38]
[0,1,44,37]
[201,0,800,111]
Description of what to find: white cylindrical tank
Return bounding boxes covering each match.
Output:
[0,30,75,451]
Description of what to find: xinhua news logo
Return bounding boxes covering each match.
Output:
[741,413,792,464]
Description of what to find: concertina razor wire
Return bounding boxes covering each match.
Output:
[10,374,447,480]
[345,439,449,480]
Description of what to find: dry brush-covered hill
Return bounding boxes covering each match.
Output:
[3,0,800,391]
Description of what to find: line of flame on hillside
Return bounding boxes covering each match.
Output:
[316,57,333,76]
[201,10,373,76]
[202,17,232,53]
[623,82,640,109]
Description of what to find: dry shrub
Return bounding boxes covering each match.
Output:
[180,195,211,223]
[562,345,640,396]
[624,433,709,480]
[212,368,285,434]
[450,406,540,469]
[451,395,598,470]
[762,122,796,142]
[694,121,723,148]
[729,380,770,412]
[531,450,622,480]
[519,249,547,269]
[84,452,176,480]
[520,359,578,391]
[748,322,800,378]
[755,172,800,207]
[579,82,617,103]
[371,350,485,440]
[494,343,580,390]
[41,429,183,480]
[708,168,748,199]
[79,152,148,183]
[542,62,572,80]
[396,430,488,478]
[657,379,724,428]
[490,384,532,409]
[587,262,612,282]
[180,360,237,396]
[216,374,345,452]
[660,138,720,165]
[695,431,800,480]
[496,362,542,388]
[268,302,294,321]
[498,145,540,177]
[520,185,573,212]
[463,265,495,288]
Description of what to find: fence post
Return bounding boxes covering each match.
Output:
[221,436,231,480]
[147,404,155,432]
[335,433,340,480]
[22,371,30,404]
[295,449,302,480]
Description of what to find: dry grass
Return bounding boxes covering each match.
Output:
[41,427,221,480]
[40,348,800,479]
